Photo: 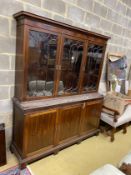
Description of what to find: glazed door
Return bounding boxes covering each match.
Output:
[27,28,60,98]
[58,104,82,143]
[81,43,105,92]
[81,100,102,134]
[23,109,57,156]
[57,35,85,96]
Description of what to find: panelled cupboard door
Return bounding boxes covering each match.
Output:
[81,100,102,134]
[58,104,82,143]
[23,109,57,156]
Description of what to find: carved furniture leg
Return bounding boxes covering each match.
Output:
[110,127,116,142]
[123,123,128,134]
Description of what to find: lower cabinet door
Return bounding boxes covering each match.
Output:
[81,100,102,134]
[58,104,82,143]
[23,109,57,155]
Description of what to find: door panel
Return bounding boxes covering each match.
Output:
[81,100,102,133]
[24,110,57,154]
[59,104,82,142]
[82,44,104,92]
[58,36,84,96]
[27,29,59,97]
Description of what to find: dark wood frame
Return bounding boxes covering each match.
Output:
[25,26,61,99]
[11,94,103,168]
[0,123,6,166]
[14,11,110,101]
[11,11,110,168]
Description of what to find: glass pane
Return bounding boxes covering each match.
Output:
[82,44,104,92]
[27,30,58,97]
[59,38,83,96]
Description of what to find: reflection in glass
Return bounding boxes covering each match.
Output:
[82,44,103,92]
[27,30,57,97]
[59,38,83,95]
